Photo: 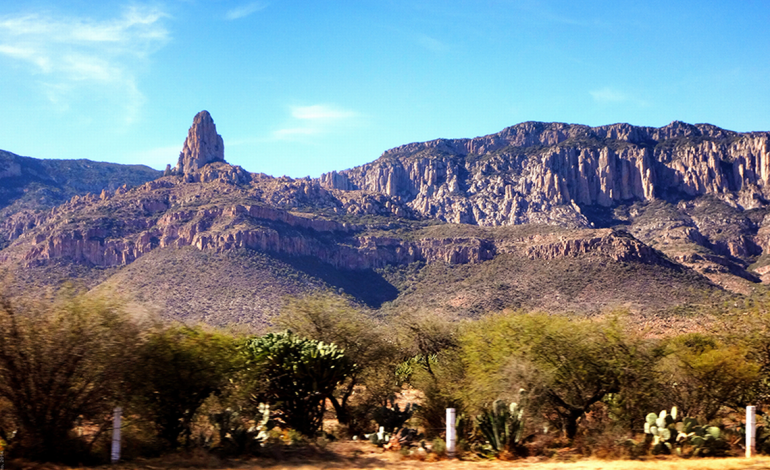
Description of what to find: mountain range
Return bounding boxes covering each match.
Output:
[2,111,768,327]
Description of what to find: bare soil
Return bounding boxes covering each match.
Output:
[7,441,770,470]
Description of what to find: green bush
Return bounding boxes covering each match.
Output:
[243,331,356,436]
[460,312,658,440]
[656,333,760,421]
[0,291,142,462]
[128,325,242,448]
[275,295,399,432]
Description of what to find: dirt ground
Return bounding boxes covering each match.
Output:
[101,440,770,470]
[8,440,770,470]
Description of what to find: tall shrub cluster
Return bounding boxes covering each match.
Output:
[3,286,770,462]
[401,308,770,457]
[0,292,141,461]
[0,290,394,463]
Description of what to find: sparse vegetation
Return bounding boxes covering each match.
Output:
[2,286,770,465]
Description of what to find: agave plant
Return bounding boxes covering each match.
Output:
[475,399,526,455]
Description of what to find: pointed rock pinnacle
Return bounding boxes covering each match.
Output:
[174,110,225,174]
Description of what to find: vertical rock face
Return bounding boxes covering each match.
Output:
[321,121,770,227]
[174,110,225,174]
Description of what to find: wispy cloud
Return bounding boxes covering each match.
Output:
[273,104,360,141]
[291,104,357,120]
[225,2,268,20]
[416,34,448,53]
[589,87,649,107]
[0,5,169,123]
[590,87,628,104]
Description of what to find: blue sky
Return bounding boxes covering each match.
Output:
[1,1,769,178]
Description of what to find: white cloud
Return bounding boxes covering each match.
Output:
[225,2,268,20]
[590,87,650,107]
[291,104,357,120]
[273,104,360,141]
[590,87,628,104]
[274,127,320,138]
[0,5,169,123]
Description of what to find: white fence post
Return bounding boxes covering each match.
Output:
[111,407,122,464]
[446,408,456,458]
[747,405,756,458]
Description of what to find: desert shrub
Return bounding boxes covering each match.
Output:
[275,295,400,433]
[0,291,142,462]
[656,332,760,421]
[128,325,243,448]
[372,402,415,432]
[395,309,460,363]
[208,403,272,455]
[394,310,466,438]
[243,331,356,436]
[717,303,770,404]
[460,311,658,440]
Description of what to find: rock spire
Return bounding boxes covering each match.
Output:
[174,110,225,174]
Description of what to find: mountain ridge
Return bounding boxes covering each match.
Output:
[0,148,161,217]
[1,114,768,325]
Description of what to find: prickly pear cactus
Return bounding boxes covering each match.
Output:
[644,407,678,454]
[644,407,726,457]
[688,425,725,456]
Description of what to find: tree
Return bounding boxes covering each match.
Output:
[275,295,398,429]
[657,332,760,421]
[243,330,356,436]
[0,291,141,461]
[461,312,656,440]
[394,309,465,437]
[128,325,242,447]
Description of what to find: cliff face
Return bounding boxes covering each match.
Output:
[0,176,663,273]
[4,115,769,325]
[322,121,770,227]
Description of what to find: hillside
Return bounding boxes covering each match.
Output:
[1,112,766,326]
[322,121,770,292]
[0,149,162,217]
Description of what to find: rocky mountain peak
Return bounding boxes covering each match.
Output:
[174,110,225,174]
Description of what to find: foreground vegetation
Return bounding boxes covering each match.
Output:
[2,288,770,465]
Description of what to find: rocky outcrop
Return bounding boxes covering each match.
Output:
[321,122,770,227]
[0,161,666,273]
[6,116,770,301]
[174,110,225,174]
[17,223,664,272]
